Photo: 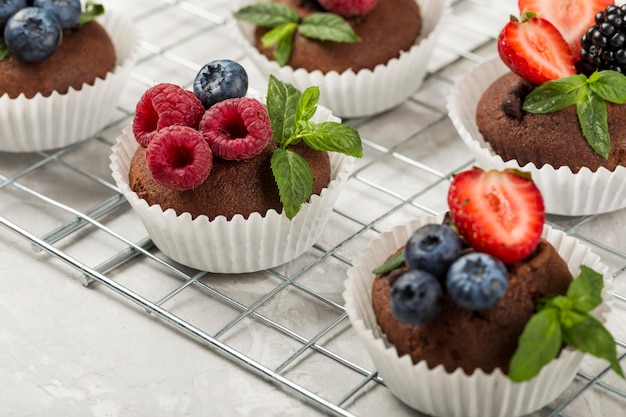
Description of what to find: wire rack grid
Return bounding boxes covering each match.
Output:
[0,0,625,416]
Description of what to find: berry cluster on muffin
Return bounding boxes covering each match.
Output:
[130,59,362,220]
[372,168,623,381]
[481,0,626,170]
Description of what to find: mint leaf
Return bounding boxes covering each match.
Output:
[267,75,301,144]
[566,265,603,313]
[270,148,313,219]
[590,70,626,104]
[0,38,9,62]
[295,86,320,128]
[561,312,625,378]
[509,308,562,382]
[233,3,299,28]
[576,89,611,159]
[523,75,587,114]
[261,23,297,66]
[299,122,363,157]
[299,13,360,43]
[78,1,105,25]
[372,250,405,276]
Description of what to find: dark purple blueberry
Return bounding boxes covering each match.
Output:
[193,59,248,109]
[33,0,81,29]
[4,7,61,63]
[446,252,508,311]
[0,0,27,32]
[390,270,443,325]
[403,224,462,282]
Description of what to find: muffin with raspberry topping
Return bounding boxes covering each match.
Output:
[110,60,361,273]
[0,1,139,152]
[447,0,626,215]
[232,0,449,118]
[343,168,621,417]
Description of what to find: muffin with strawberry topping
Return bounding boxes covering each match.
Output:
[110,59,361,273]
[447,0,626,215]
[0,1,138,152]
[343,167,623,417]
[232,0,449,118]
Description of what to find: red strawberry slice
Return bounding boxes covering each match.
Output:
[447,168,545,265]
[497,12,576,85]
[518,0,614,59]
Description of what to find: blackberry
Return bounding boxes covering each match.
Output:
[580,4,626,73]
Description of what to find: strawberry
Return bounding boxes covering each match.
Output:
[447,168,545,265]
[497,12,576,85]
[518,0,614,59]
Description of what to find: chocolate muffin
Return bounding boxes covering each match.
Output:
[476,72,626,173]
[253,0,421,73]
[371,238,573,374]
[0,20,116,98]
[129,140,331,221]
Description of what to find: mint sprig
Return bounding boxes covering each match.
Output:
[0,38,9,62]
[78,1,106,25]
[509,265,624,382]
[266,74,362,219]
[234,3,360,66]
[523,70,626,159]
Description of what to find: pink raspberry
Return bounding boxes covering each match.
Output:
[199,97,272,161]
[317,0,379,17]
[132,83,205,148]
[145,125,212,191]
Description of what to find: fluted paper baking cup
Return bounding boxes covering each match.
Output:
[343,215,612,417]
[447,58,626,216]
[110,106,355,273]
[232,0,449,118]
[0,10,139,153]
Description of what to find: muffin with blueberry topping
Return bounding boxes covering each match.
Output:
[0,0,138,152]
[110,59,361,273]
[343,168,622,417]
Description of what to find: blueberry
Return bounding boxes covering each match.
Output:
[404,224,463,281]
[33,0,81,29]
[4,7,62,63]
[193,59,248,109]
[391,270,443,325]
[446,252,508,311]
[0,0,27,33]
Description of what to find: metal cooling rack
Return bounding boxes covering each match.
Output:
[0,0,624,416]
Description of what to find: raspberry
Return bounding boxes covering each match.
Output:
[145,125,212,191]
[132,83,205,148]
[317,0,379,17]
[199,97,272,161]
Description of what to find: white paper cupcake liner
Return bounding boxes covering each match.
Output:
[343,215,612,417]
[110,104,355,273]
[232,0,450,118]
[447,58,626,216]
[0,10,140,153]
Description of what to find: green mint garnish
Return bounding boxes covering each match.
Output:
[523,70,626,159]
[234,3,360,66]
[371,250,405,276]
[0,38,9,62]
[509,265,624,382]
[78,1,106,25]
[266,74,362,219]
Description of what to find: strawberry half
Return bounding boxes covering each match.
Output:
[497,12,576,85]
[447,168,545,265]
[518,0,614,59]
